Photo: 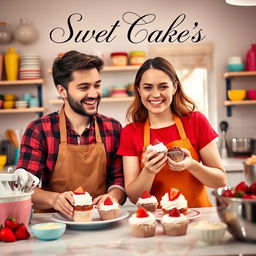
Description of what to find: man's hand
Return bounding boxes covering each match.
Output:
[93,194,117,208]
[52,191,74,217]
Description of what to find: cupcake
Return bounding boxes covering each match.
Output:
[129,207,157,237]
[160,188,188,215]
[72,186,93,222]
[98,196,120,220]
[161,207,188,236]
[167,147,185,162]
[147,142,167,156]
[136,190,158,212]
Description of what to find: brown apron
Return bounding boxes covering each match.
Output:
[37,107,107,212]
[141,114,212,208]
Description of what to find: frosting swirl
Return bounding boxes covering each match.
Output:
[161,213,188,224]
[136,195,158,205]
[160,192,187,210]
[129,212,156,225]
[147,143,167,153]
[73,192,92,206]
[99,201,120,211]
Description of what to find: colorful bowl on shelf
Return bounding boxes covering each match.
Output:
[247,89,256,100]
[227,64,244,72]
[3,100,15,109]
[228,89,246,101]
[4,94,15,101]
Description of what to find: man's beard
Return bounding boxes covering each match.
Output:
[67,93,101,117]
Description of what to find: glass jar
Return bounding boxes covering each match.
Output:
[0,21,13,44]
[110,52,128,66]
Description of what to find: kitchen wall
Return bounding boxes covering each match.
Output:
[0,0,256,143]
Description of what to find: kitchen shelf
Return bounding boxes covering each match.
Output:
[0,79,44,117]
[0,107,45,114]
[102,66,140,72]
[223,71,256,116]
[49,97,134,105]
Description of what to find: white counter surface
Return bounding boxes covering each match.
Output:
[222,157,244,172]
[1,206,256,256]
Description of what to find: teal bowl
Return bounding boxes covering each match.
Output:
[227,64,244,72]
[31,222,66,241]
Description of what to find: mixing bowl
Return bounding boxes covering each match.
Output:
[212,188,256,242]
[228,90,246,101]
[244,163,256,185]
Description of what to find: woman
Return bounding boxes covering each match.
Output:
[118,57,226,207]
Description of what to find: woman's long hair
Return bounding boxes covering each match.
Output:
[126,57,196,123]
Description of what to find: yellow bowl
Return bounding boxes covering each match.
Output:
[0,155,7,170]
[4,94,15,101]
[228,90,246,101]
[3,100,14,109]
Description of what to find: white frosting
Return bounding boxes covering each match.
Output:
[161,213,188,224]
[160,192,187,210]
[136,195,158,205]
[147,143,167,153]
[191,221,226,230]
[73,192,92,206]
[129,211,156,225]
[99,201,120,211]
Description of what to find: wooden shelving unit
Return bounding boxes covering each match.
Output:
[223,71,256,116]
[0,79,45,117]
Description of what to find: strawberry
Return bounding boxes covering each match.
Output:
[235,182,249,193]
[4,217,18,230]
[104,197,113,205]
[0,226,16,242]
[14,223,30,240]
[243,194,256,199]
[222,189,235,197]
[74,186,85,195]
[248,183,256,195]
[235,191,245,198]
[169,208,180,217]
[136,207,149,218]
[141,190,151,199]
[168,188,180,201]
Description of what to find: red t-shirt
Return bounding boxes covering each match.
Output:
[117,111,218,159]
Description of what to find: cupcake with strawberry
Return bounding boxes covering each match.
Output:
[160,188,188,215]
[98,196,120,220]
[161,207,188,236]
[72,186,93,222]
[136,190,158,212]
[129,207,157,237]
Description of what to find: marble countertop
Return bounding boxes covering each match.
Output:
[1,206,256,256]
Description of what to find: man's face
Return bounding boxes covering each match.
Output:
[65,69,102,117]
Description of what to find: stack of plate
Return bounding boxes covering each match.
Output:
[19,54,41,80]
[15,100,28,109]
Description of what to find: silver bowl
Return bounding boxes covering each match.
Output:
[243,163,256,185]
[212,188,256,242]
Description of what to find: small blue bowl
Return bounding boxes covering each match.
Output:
[31,222,66,241]
[227,63,244,72]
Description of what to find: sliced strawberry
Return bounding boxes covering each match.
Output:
[141,190,151,199]
[136,207,149,218]
[169,208,180,217]
[235,182,249,193]
[74,186,85,194]
[14,223,30,240]
[104,197,113,205]
[168,188,180,201]
[4,217,18,230]
[0,226,16,242]
[222,189,235,197]
[243,194,256,199]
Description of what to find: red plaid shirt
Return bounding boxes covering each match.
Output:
[17,111,124,190]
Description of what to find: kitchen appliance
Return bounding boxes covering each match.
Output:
[219,121,229,158]
[230,137,254,156]
[0,140,15,164]
[243,163,256,185]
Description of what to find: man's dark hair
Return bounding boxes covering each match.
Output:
[52,50,104,89]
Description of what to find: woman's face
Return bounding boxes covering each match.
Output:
[138,69,177,116]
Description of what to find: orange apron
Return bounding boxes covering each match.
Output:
[141,114,212,208]
[47,107,107,198]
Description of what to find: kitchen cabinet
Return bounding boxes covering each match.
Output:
[49,66,139,105]
[224,71,256,116]
[0,79,45,117]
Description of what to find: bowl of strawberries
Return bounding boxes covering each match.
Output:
[212,181,256,242]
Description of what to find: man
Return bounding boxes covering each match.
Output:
[16,50,126,217]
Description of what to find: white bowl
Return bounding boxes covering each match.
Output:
[190,220,227,244]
